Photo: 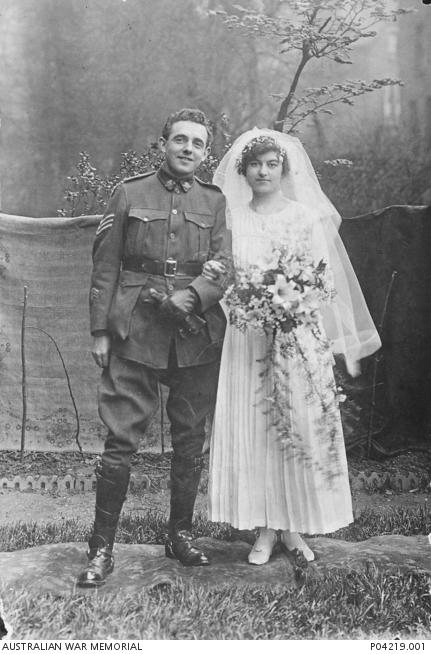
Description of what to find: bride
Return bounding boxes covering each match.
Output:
[205,129,381,567]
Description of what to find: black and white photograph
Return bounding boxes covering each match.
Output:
[1,0,431,643]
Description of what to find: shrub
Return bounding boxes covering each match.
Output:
[318,127,431,218]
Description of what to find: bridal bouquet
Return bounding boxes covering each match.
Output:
[224,246,335,335]
[224,246,341,464]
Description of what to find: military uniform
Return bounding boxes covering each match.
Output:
[78,164,231,585]
[91,164,230,461]
[90,166,230,369]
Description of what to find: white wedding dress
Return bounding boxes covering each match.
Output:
[208,201,354,534]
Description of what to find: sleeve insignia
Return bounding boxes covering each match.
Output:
[90,287,101,304]
[96,214,114,236]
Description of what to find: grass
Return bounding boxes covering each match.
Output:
[1,505,431,552]
[333,505,431,541]
[3,566,431,639]
[0,511,234,552]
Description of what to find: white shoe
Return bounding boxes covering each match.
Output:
[280,531,315,562]
[248,528,277,565]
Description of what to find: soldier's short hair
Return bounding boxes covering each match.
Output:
[162,108,213,146]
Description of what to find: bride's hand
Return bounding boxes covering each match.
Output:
[202,260,226,281]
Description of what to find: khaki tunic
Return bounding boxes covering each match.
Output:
[90,171,232,368]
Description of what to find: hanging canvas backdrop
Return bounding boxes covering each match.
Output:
[0,212,107,452]
[0,205,430,452]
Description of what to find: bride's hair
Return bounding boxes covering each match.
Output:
[236,136,288,176]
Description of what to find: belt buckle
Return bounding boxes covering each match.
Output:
[164,258,177,277]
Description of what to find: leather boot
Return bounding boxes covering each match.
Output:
[77,461,130,588]
[165,453,209,566]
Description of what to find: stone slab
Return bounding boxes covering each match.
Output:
[1,535,431,596]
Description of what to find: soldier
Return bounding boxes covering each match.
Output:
[77,108,231,587]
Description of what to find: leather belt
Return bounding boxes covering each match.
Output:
[123,256,203,277]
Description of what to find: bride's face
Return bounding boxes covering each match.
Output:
[245,150,283,196]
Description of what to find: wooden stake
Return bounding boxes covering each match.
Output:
[367,270,397,457]
[159,383,165,454]
[20,285,28,462]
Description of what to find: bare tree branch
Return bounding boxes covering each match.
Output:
[213,0,413,132]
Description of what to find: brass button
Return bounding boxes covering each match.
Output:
[143,217,148,222]
[167,283,174,291]
[169,232,175,240]
[172,209,178,215]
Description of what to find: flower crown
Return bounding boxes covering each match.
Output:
[235,135,288,174]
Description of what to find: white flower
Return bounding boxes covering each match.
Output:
[250,268,264,287]
[268,275,301,311]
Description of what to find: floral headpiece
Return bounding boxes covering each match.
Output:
[235,135,288,175]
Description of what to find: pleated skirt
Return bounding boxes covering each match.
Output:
[208,321,353,534]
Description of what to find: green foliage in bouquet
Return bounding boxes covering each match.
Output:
[224,246,335,334]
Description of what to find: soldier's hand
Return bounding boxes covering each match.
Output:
[157,288,198,322]
[168,288,198,314]
[149,288,167,304]
[91,332,111,368]
[202,260,226,281]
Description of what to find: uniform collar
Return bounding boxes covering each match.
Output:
[157,163,194,194]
